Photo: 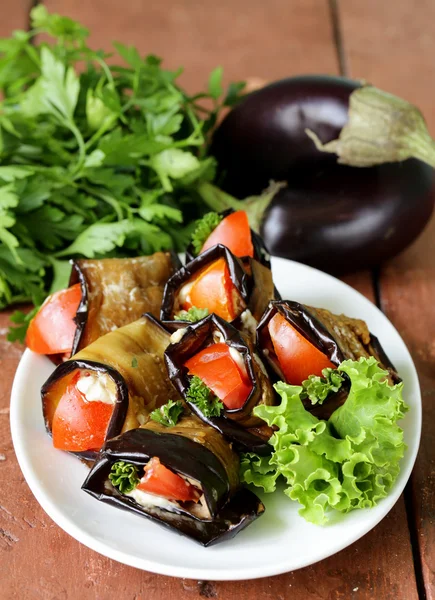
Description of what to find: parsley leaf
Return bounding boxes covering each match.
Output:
[7,306,39,343]
[150,399,184,427]
[186,375,224,417]
[301,368,345,405]
[109,461,140,494]
[0,7,246,340]
[190,212,223,255]
[174,306,209,322]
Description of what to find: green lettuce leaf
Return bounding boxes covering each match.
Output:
[241,357,408,525]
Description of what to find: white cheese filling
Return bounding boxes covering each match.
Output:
[124,477,210,519]
[178,281,194,306]
[229,346,248,379]
[125,488,177,511]
[240,309,258,337]
[76,371,117,405]
[170,327,187,344]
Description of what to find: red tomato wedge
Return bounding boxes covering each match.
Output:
[184,343,252,410]
[26,284,82,355]
[52,372,113,452]
[137,457,201,502]
[182,258,243,321]
[201,211,254,258]
[268,313,335,385]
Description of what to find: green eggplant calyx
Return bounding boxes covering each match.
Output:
[197,181,286,233]
[306,85,435,168]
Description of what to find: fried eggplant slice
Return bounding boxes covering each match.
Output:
[257,300,401,419]
[164,314,275,454]
[41,314,176,460]
[161,244,276,335]
[82,418,264,546]
[71,252,179,355]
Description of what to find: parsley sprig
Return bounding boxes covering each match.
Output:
[150,399,184,427]
[190,212,223,255]
[186,375,224,417]
[109,461,140,493]
[0,6,245,341]
[174,306,209,322]
[301,368,345,405]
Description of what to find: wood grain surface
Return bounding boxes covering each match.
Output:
[341,3,435,597]
[1,1,432,598]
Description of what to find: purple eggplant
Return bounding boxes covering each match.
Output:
[209,75,435,274]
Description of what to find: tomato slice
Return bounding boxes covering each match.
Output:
[52,372,113,452]
[184,343,252,410]
[26,284,82,355]
[182,258,244,321]
[201,211,254,258]
[137,457,201,502]
[268,313,335,385]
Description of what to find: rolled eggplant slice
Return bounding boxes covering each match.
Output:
[42,314,176,460]
[26,252,179,363]
[82,420,265,546]
[160,244,277,334]
[71,252,180,356]
[164,314,275,454]
[257,300,400,418]
[185,208,271,267]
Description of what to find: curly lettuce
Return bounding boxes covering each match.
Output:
[240,357,408,525]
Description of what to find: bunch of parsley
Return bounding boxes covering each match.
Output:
[0,6,244,340]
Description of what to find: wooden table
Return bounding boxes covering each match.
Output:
[1,1,434,598]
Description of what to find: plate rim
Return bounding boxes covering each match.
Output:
[10,257,422,580]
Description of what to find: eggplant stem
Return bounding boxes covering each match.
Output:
[306,85,435,168]
[197,181,286,232]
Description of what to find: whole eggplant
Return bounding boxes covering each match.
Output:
[210,75,435,273]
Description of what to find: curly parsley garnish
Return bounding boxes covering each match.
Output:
[174,306,209,323]
[186,375,223,417]
[150,399,184,427]
[109,461,140,493]
[191,212,223,255]
[301,368,345,405]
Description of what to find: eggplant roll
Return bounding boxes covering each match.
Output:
[257,300,400,418]
[42,314,176,460]
[164,314,275,454]
[70,252,179,357]
[160,244,277,334]
[185,208,271,267]
[82,416,265,546]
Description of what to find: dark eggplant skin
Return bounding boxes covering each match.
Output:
[160,244,277,331]
[164,314,274,454]
[41,314,176,461]
[185,208,271,267]
[211,75,357,195]
[41,360,129,462]
[161,244,248,330]
[82,428,265,547]
[261,160,435,273]
[210,75,435,274]
[257,300,400,418]
[68,251,181,358]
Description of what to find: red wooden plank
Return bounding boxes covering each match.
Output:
[43,0,340,93]
[340,1,435,597]
[0,0,30,37]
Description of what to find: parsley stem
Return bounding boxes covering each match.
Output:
[67,120,86,178]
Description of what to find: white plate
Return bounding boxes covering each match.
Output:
[10,257,421,580]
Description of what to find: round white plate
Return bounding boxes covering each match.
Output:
[10,257,421,580]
